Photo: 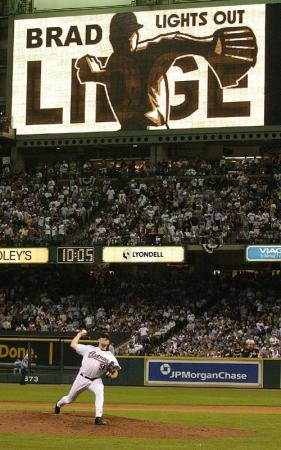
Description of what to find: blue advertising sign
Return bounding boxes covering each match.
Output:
[246,246,281,261]
[146,360,261,387]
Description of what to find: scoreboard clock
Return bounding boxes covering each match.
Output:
[57,247,95,263]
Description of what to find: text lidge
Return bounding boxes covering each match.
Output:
[25,58,251,126]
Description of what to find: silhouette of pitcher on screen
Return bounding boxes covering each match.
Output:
[75,12,258,130]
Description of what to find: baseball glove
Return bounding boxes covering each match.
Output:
[106,361,119,378]
[207,26,258,88]
[107,361,118,374]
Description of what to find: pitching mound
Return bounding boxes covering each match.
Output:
[0,411,253,439]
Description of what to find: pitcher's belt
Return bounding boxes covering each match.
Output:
[80,373,98,381]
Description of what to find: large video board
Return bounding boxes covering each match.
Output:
[12,4,267,135]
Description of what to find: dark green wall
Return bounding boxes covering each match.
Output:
[1,358,281,388]
[263,360,281,389]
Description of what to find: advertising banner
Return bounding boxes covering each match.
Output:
[0,340,50,365]
[146,359,262,387]
[102,246,185,263]
[0,248,49,264]
[12,3,266,135]
[246,245,281,261]
[0,339,97,367]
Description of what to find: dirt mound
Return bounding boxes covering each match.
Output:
[0,411,253,440]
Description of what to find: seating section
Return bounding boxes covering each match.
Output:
[1,157,280,245]
[0,266,280,358]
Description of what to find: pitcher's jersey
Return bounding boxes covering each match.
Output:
[76,344,120,379]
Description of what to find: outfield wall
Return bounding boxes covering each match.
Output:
[0,354,280,389]
[0,336,280,388]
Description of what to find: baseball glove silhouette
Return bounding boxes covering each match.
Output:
[207,26,258,88]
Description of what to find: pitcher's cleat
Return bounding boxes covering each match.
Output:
[54,402,61,414]
[95,417,107,425]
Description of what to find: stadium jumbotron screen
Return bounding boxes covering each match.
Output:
[12,3,267,135]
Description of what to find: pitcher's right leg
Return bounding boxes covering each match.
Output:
[55,374,89,413]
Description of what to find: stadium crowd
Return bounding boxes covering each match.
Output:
[0,267,280,358]
[77,156,281,246]
[0,160,96,245]
[1,156,280,246]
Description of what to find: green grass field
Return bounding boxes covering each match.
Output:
[0,384,280,450]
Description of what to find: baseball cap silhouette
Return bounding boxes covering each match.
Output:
[110,12,143,38]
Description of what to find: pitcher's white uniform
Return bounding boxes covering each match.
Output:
[57,344,121,418]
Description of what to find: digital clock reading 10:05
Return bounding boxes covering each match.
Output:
[57,247,95,263]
